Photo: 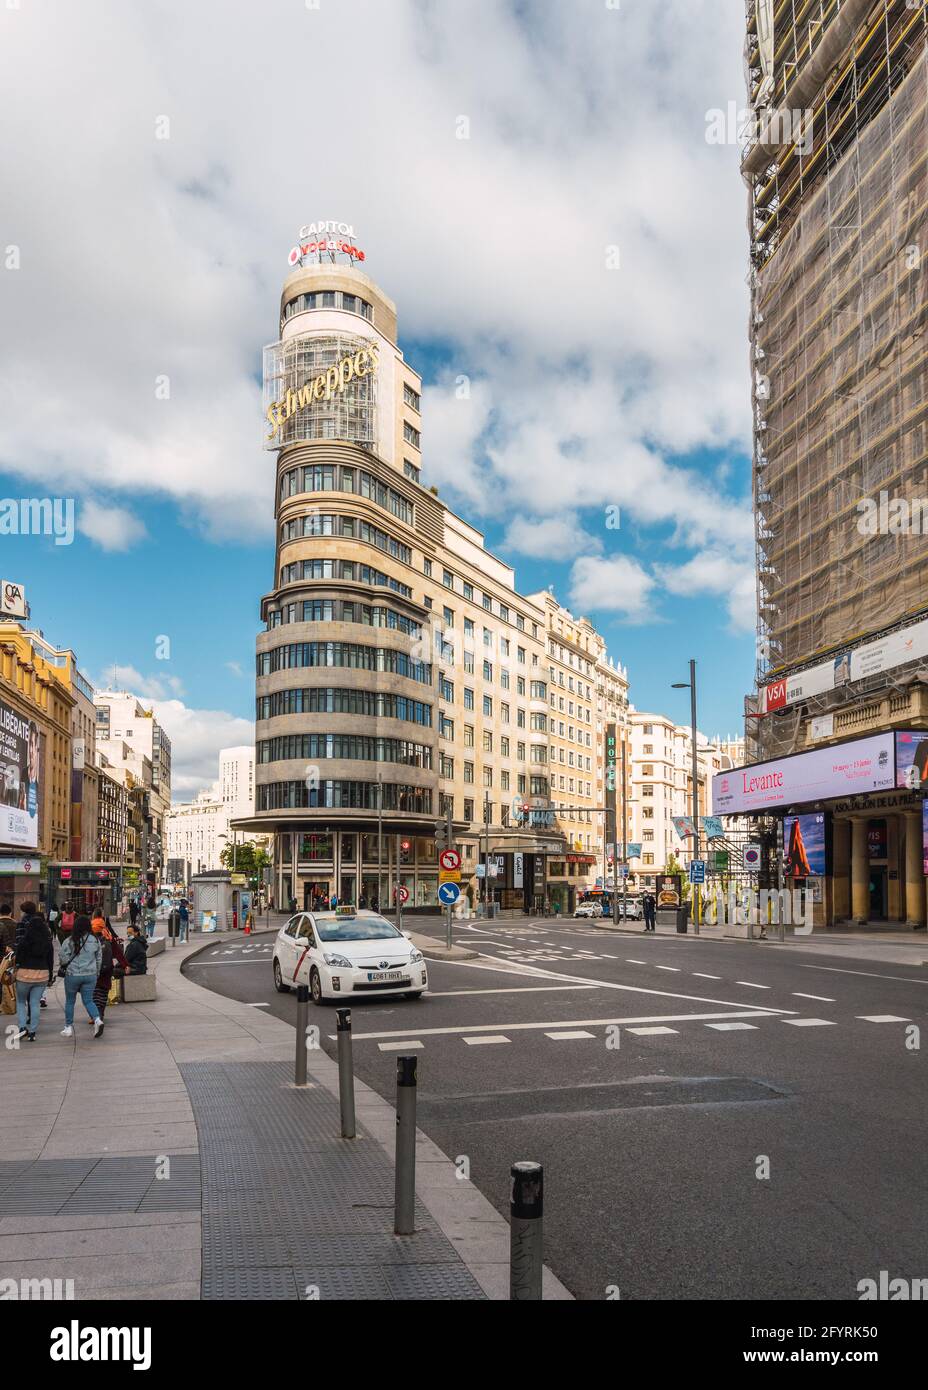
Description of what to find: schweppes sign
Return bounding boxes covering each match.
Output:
[266,343,379,440]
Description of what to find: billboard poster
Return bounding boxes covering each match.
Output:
[712,733,894,814]
[923,800,928,878]
[0,699,40,849]
[655,873,683,908]
[782,812,827,879]
[894,731,928,790]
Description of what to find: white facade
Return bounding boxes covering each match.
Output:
[219,746,255,818]
[166,790,230,875]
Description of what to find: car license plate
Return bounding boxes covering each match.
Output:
[368,970,404,982]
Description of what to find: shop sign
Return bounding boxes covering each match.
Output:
[266,344,379,439]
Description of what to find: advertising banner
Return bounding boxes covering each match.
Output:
[894,731,928,790]
[763,618,928,713]
[671,815,696,840]
[782,812,827,879]
[702,815,724,839]
[655,873,683,908]
[0,699,40,849]
[923,800,928,878]
[712,733,895,814]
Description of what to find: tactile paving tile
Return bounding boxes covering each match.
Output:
[0,1155,201,1215]
[185,1060,486,1300]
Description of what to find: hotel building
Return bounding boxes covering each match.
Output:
[738,0,928,925]
[242,233,564,912]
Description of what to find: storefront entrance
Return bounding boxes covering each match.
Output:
[303,881,330,911]
[869,866,888,920]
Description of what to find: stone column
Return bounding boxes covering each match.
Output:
[832,818,850,922]
[851,817,870,924]
[904,811,925,928]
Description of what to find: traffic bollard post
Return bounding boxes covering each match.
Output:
[509,1161,544,1300]
[294,984,309,1086]
[336,1007,356,1139]
[394,1055,417,1234]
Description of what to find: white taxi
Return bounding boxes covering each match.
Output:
[272,907,428,1004]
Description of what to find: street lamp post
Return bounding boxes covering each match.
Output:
[483,791,491,918]
[673,659,701,935]
[377,772,384,913]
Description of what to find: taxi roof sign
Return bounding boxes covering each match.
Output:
[335,905,356,917]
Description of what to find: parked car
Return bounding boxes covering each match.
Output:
[574,901,604,919]
[618,898,644,920]
[273,907,427,1004]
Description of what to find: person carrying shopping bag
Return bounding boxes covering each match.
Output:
[90,911,129,1020]
[58,914,105,1039]
[11,912,54,1042]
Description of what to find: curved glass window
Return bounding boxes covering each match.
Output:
[259,642,430,683]
[257,781,433,813]
[258,735,432,768]
[256,689,432,725]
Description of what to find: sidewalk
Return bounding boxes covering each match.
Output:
[0,932,571,1301]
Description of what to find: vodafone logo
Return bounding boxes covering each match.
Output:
[289,239,365,267]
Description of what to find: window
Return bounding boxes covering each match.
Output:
[464,724,474,747]
[464,582,473,601]
[501,702,510,723]
[440,677,454,701]
[403,459,420,483]
[642,764,654,776]
[517,677,526,696]
[516,615,525,631]
[464,687,474,710]
[517,708,526,728]
[404,383,421,412]
[501,736,510,757]
[483,660,493,682]
[500,637,510,657]
[483,695,492,717]
[483,767,493,788]
[464,650,475,674]
[501,770,510,791]
[423,559,432,576]
[404,421,421,448]
[443,569,454,590]
[500,669,510,690]
[499,604,509,622]
[518,647,526,664]
[439,714,454,739]
[464,798,474,821]
[517,775,526,794]
[464,761,474,784]
[482,593,492,611]
[517,742,526,761]
[482,730,493,753]
[531,681,547,699]
[643,744,653,754]
[443,606,454,627]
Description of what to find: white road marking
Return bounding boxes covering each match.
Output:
[627,1026,679,1036]
[693,973,722,980]
[706,1022,758,1032]
[799,964,928,985]
[186,960,270,967]
[345,1010,780,1042]
[783,1018,835,1027]
[735,981,771,990]
[793,992,836,1002]
[656,966,681,972]
[626,959,647,965]
[545,1030,595,1040]
[463,1035,511,1045]
[856,1014,910,1023]
[427,984,599,997]
[377,1040,424,1051]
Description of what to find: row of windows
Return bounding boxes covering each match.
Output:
[257,781,433,813]
[258,643,431,682]
[279,465,414,527]
[267,600,421,636]
[282,290,374,322]
[277,558,412,598]
[258,735,432,769]
[257,688,432,725]
[279,515,411,568]
[422,567,540,634]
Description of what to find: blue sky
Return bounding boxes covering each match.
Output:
[0,0,756,794]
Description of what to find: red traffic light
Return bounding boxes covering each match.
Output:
[400,839,411,852]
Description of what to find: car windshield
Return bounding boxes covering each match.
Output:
[313,913,403,942]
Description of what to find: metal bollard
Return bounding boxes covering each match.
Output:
[336,1008,356,1139]
[393,1055,417,1235]
[509,1161,544,1300]
[294,984,309,1086]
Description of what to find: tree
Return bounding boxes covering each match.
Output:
[219,840,271,885]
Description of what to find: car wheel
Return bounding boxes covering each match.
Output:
[405,991,423,1000]
[273,958,289,994]
[309,966,326,1005]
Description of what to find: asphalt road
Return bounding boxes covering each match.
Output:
[184,919,928,1301]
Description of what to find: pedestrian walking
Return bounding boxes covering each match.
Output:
[12,911,54,1042]
[58,914,105,1039]
[128,897,140,929]
[643,892,657,932]
[143,907,156,939]
[125,924,148,974]
[59,901,76,938]
[90,913,129,1020]
[178,900,189,941]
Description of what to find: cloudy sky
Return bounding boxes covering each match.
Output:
[0,0,754,798]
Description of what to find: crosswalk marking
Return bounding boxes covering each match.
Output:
[793,992,835,1002]
[656,966,680,972]
[856,1015,910,1023]
[693,973,722,979]
[735,982,770,989]
[544,1030,596,1040]
[627,1026,679,1036]
[463,1035,511,1045]
[783,1018,835,1027]
[706,1022,758,1031]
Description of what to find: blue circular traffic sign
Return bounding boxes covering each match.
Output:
[438,882,461,906]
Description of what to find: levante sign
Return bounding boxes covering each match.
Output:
[265,343,379,439]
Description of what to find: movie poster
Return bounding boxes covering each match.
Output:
[0,699,40,849]
[782,812,827,879]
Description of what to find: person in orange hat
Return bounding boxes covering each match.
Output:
[90,911,129,1021]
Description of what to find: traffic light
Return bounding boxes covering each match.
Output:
[400,838,412,865]
[435,822,448,851]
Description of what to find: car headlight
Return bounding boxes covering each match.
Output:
[409,950,423,964]
[323,953,353,968]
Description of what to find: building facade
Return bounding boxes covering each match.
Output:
[94,692,171,876]
[241,233,562,912]
[741,0,928,926]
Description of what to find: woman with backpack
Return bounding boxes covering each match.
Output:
[58,914,104,1039]
[12,911,54,1042]
[90,911,129,1020]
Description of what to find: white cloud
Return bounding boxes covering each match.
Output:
[150,699,254,801]
[657,550,757,633]
[225,660,244,677]
[78,500,147,552]
[0,0,750,578]
[502,514,603,560]
[96,664,185,702]
[568,555,656,624]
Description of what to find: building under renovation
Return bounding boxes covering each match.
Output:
[730,0,928,927]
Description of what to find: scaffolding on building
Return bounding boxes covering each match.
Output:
[743,0,928,759]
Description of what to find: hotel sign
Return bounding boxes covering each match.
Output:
[265,343,379,440]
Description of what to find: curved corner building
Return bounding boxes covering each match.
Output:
[245,230,563,912]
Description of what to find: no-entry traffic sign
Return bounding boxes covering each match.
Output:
[395,885,410,904]
[439,848,461,872]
